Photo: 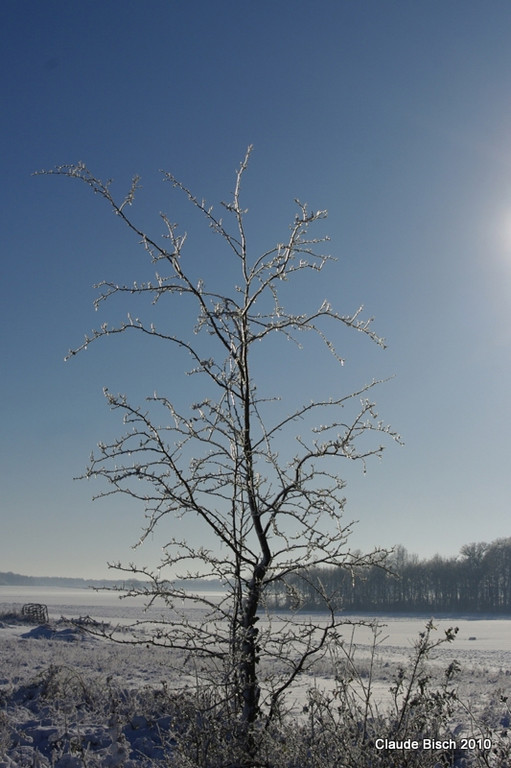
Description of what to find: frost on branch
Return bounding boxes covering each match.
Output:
[41,147,399,758]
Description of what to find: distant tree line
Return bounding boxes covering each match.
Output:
[0,572,131,589]
[0,571,223,592]
[269,538,511,614]
[4,537,510,614]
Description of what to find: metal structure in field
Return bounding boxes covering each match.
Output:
[22,603,49,624]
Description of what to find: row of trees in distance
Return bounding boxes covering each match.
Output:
[274,537,511,613]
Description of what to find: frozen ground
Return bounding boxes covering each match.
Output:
[1,587,511,766]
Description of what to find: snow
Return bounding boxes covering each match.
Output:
[1,587,511,766]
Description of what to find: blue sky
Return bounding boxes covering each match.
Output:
[1,1,511,579]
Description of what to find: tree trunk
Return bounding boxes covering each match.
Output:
[240,564,265,725]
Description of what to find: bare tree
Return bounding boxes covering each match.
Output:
[39,147,399,759]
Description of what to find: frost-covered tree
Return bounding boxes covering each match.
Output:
[39,147,399,760]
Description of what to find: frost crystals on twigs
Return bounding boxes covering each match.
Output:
[40,147,400,759]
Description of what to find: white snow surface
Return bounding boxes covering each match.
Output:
[1,586,511,766]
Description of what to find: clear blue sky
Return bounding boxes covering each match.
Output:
[1,1,510,579]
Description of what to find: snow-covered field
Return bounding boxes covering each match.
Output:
[1,586,511,766]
